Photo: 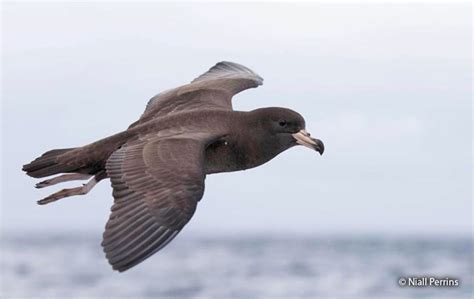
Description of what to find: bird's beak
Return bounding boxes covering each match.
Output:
[292,129,324,155]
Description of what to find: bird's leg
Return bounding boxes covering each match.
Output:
[37,171,107,205]
[35,173,93,189]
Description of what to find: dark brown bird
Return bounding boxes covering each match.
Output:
[22,62,324,272]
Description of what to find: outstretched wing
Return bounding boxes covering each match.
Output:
[130,61,263,127]
[102,133,214,272]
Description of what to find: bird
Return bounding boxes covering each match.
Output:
[22,61,324,272]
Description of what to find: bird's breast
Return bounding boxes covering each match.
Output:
[205,138,246,174]
[204,136,271,174]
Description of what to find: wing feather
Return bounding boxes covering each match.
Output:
[102,134,212,272]
[129,61,263,128]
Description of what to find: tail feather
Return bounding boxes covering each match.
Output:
[23,148,77,178]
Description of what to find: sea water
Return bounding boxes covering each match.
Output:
[1,233,472,298]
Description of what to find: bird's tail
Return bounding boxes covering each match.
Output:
[22,148,78,178]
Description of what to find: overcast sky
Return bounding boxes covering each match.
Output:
[2,3,471,236]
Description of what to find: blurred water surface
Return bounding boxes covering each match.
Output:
[1,233,472,299]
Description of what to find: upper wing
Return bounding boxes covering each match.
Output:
[102,133,213,272]
[130,61,263,127]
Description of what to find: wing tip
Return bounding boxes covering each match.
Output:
[102,225,180,273]
[192,61,264,85]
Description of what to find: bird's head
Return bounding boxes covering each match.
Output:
[251,107,324,155]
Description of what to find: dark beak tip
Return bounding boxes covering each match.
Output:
[315,139,324,155]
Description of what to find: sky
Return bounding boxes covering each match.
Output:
[2,2,472,236]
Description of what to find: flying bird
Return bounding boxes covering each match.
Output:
[22,62,324,272]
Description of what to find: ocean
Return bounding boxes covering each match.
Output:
[1,233,472,298]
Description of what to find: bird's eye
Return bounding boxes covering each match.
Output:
[279,121,287,127]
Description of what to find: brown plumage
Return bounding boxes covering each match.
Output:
[22,62,324,272]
